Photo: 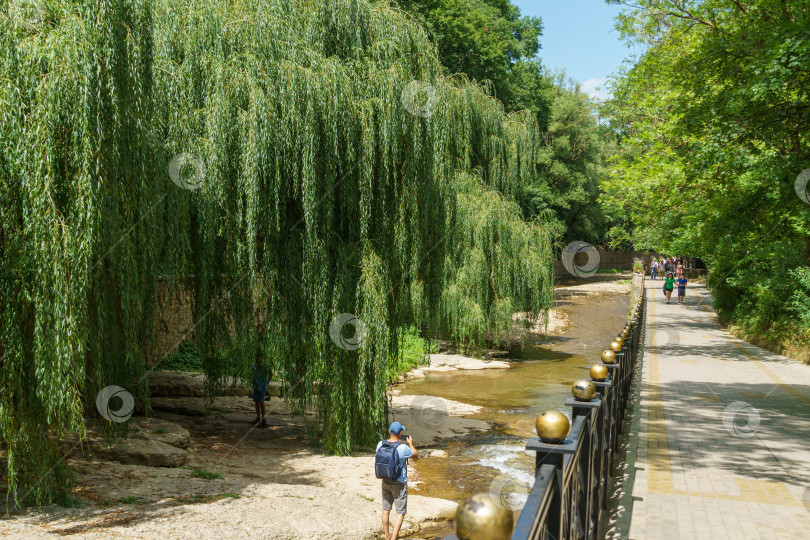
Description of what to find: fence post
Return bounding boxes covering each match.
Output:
[567,396,603,539]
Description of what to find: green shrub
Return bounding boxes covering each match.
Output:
[160,342,204,372]
[192,469,222,480]
[708,241,810,359]
[386,328,437,383]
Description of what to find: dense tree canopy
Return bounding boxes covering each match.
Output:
[396,0,552,126]
[0,0,555,505]
[397,2,616,247]
[519,75,616,245]
[602,0,810,352]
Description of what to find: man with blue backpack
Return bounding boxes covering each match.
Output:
[375,421,418,540]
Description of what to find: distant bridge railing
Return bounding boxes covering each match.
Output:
[447,286,646,540]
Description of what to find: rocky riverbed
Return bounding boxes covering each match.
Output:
[0,275,633,539]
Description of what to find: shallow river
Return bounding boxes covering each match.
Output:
[401,288,630,538]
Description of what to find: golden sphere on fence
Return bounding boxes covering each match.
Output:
[601,350,616,364]
[621,330,629,339]
[535,411,570,444]
[455,493,514,540]
[590,364,608,381]
[609,340,623,352]
[615,336,625,346]
[572,379,597,401]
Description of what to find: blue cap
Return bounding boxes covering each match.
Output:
[389,422,404,435]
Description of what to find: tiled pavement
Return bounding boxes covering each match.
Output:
[629,280,810,539]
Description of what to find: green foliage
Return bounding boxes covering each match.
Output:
[387,327,436,383]
[398,2,617,248]
[0,0,554,504]
[788,267,810,329]
[160,343,204,372]
[519,75,617,246]
[119,496,142,504]
[191,469,222,480]
[603,0,810,356]
[396,0,551,124]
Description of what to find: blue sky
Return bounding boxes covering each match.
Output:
[512,0,635,99]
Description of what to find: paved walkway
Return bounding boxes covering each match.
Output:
[629,280,810,539]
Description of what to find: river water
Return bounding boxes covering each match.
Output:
[401,287,630,538]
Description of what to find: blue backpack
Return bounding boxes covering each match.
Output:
[375,441,404,481]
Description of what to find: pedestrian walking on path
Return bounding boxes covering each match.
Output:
[663,272,675,303]
[677,275,687,304]
[651,258,659,280]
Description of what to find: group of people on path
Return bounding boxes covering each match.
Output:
[649,256,688,280]
[649,256,688,305]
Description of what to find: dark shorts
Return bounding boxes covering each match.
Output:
[381,479,407,514]
[678,287,686,296]
[252,386,267,402]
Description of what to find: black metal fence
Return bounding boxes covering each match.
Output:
[511,291,646,540]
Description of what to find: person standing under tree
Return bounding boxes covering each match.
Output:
[651,258,659,280]
[252,352,271,426]
[376,422,418,540]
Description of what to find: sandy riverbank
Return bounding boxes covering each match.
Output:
[0,355,503,539]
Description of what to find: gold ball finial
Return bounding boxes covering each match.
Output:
[590,364,608,381]
[572,379,597,401]
[609,340,623,352]
[535,411,570,443]
[601,349,616,364]
[455,493,514,540]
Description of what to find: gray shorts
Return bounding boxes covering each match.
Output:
[381,479,407,514]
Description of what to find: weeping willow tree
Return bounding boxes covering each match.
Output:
[0,0,553,504]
